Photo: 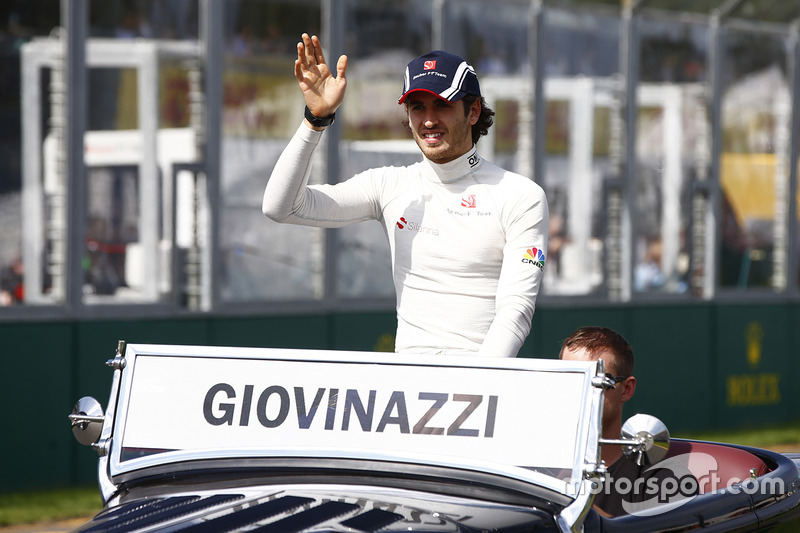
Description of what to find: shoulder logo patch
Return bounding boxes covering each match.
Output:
[522,247,546,270]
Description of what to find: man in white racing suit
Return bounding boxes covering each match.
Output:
[262,33,549,357]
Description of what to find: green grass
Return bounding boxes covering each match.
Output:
[679,422,800,449]
[2,423,800,527]
[0,485,103,527]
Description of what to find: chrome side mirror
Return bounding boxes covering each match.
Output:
[69,396,105,446]
[600,413,670,466]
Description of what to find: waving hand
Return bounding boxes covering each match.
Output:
[295,33,348,123]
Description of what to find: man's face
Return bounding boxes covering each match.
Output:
[560,346,633,433]
[405,92,479,164]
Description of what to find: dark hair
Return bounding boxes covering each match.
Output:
[402,95,495,145]
[559,326,634,377]
[462,95,494,144]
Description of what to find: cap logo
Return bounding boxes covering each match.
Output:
[423,60,437,70]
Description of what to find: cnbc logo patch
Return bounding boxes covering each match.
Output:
[522,247,546,270]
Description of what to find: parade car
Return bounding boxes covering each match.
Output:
[69,342,800,532]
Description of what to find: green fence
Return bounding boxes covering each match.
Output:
[2,301,798,493]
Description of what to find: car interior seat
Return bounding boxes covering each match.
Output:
[664,440,771,494]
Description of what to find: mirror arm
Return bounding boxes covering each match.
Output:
[598,436,644,447]
[69,414,105,427]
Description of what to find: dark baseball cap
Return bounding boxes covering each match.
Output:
[398,50,481,104]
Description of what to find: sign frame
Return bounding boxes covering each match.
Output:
[105,344,602,496]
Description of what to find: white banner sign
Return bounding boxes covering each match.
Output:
[118,351,589,472]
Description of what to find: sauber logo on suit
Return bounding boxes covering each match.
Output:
[461,195,477,208]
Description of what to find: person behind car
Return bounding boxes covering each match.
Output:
[262,33,549,358]
[559,326,697,517]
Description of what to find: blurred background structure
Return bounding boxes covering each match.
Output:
[1,0,800,492]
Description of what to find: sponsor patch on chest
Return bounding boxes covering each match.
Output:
[396,216,439,236]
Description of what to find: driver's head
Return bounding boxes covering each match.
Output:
[559,327,636,433]
[398,50,494,148]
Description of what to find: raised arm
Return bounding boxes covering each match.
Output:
[295,33,348,130]
[262,34,363,224]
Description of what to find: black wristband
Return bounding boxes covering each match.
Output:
[304,106,335,128]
